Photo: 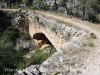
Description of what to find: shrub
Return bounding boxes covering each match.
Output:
[29,6,37,10]
[22,32,30,40]
[0,10,11,18]
[51,26,56,31]
[43,4,49,11]
[17,61,26,70]
[34,15,39,22]
[31,48,49,64]
[30,47,56,65]
[88,40,94,47]
[3,26,20,40]
[67,7,72,15]
[96,14,100,22]
[0,10,27,75]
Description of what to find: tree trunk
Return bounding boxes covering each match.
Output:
[7,0,11,8]
[54,0,58,13]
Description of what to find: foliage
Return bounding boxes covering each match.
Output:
[0,36,26,75]
[30,47,56,65]
[29,1,49,11]
[0,10,11,18]
[51,6,55,11]
[22,0,33,6]
[96,14,100,22]
[0,10,12,37]
[21,32,30,40]
[81,39,94,47]
[0,11,26,75]
[67,7,72,15]
[78,0,100,22]
[62,0,100,23]
[59,0,66,7]
[51,26,56,31]
[3,26,20,41]
[34,15,39,22]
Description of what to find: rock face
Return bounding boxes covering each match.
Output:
[14,65,42,75]
[39,36,88,75]
[15,39,36,51]
[11,11,29,32]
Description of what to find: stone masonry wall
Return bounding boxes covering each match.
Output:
[28,12,92,51]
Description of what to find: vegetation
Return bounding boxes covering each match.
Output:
[1,0,100,22]
[30,47,56,65]
[0,10,27,75]
[81,39,94,47]
[51,26,56,31]
[22,32,30,40]
[0,26,26,75]
[34,15,39,22]
[88,40,94,47]
[58,0,100,23]
[76,0,100,22]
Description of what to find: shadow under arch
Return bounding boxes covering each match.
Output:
[33,33,53,47]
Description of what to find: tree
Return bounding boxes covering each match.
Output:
[54,0,58,12]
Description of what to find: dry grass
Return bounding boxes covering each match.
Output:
[88,40,94,47]
[52,71,59,75]
[81,39,95,47]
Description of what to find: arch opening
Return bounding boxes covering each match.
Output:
[33,33,53,48]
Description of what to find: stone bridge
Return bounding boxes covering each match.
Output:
[29,17,66,50]
[28,12,93,51]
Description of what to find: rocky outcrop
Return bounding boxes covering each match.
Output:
[11,11,29,32]
[15,40,36,51]
[14,65,42,75]
[39,36,88,75]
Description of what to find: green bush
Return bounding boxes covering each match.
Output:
[31,49,50,64]
[67,7,72,15]
[31,47,56,65]
[28,1,49,11]
[96,14,100,22]
[3,26,20,40]
[0,39,26,75]
[0,10,27,75]
[51,26,56,31]
[34,15,39,22]
[29,6,37,10]
[22,32,30,40]
[0,10,9,18]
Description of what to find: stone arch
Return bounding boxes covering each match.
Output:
[33,33,53,48]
